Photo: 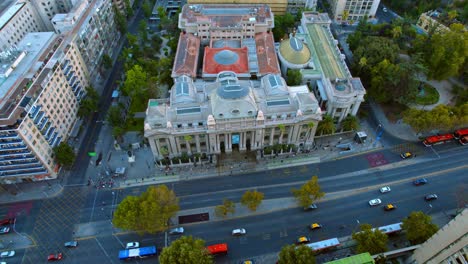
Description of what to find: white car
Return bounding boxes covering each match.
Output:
[169,227,184,235]
[380,186,391,193]
[232,228,246,236]
[125,242,139,249]
[369,199,382,206]
[383,7,388,12]
[0,250,15,258]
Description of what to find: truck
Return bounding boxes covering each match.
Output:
[118,246,157,260]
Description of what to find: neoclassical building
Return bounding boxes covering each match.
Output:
[144,5,365,160]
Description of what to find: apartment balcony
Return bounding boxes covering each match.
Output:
[46,127,55,140]
[69,76,78,87]
[0,132,19,139]
[41,121,51,135]
[29,105,41,119]
[48,132,58,144]
[0,167,47,177]
[0,158,39,168]
[0,161,42,171]
[77,89,85,100]
[0,154,35,161]
[52,136,62,148]
[0,138,22,145]
[0,143,27,151]
[66,71,75,81]
[61,59,70,70]
[38,117,49,130]
[72,82,80,93]
[0,149,31,156]
[34,111,45,125]
[64,65,72,76]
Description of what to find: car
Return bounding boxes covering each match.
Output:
[369,199,382,206]
[169,227,184,235]
[0,218,14,226]
[383,7,388,12]
[0,251,15,258]
[413,178,428,186]
[125,242,139,249]
[0,227,10,234]
[64,241,78,248]
[384,204,396,211]
[425,194,438,201]
[242,261,255,264]
[296,236,310,244]
[379,186,391,193]
[400,152,413,159]
[309,223,322,230]
[232,228,246,236]
[303,204,318,211]
[47,253,63,261]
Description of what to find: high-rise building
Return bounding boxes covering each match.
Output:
[28,0,74,31]
[187,0,288,15]
[326,0,380,23]
[0,32,89,184]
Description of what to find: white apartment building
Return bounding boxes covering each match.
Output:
[28,0,74,31]
[326,0,380,23]
[0,32,89,184]
[0,1,47,50]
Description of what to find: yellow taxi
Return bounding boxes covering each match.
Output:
[384,204,396,211]
[400,152,413,159]
[296,236,310,244]
[310,223,322,230]
[242,261,254,264]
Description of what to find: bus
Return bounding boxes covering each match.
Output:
[454,128,468,139]
[459,135,468,146]
[206,243,228,255]
[118,246,157,260]
[422,133,454,147]
[375,222,402,235]
[304,238,340,252]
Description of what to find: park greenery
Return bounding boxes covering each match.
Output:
[403,104,468,134]
[112,185,179,234]
[159,236,213,264]
[291,176,325,208]
[341,115,360,131]
[286,69,303,86]
[277,244,316,264]
[241,190,265,211]
[214,199,236,218]
[352,223,388,255]
[402,211,439,245]
[316,115,336,135]
[53,142,76,169]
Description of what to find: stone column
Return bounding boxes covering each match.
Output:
[168,136,178,157]
[226,133,232,153]
[195,134,201,153]
[287,126,294,144]
[269,127,275,146]
[149,137,158,160]
[351,101,361,116]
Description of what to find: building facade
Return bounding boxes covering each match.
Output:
[406,209,468,264]
[145,4,323,160]
[186,0,288,15]
[326,0,380,23]
[417,11,450,34]
[0,32,89,184]
[277,12,365,123]
[28,0,73,31]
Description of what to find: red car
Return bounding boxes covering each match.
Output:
[0,218,15,226]
[48,253,63,261]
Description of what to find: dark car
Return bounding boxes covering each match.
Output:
[0,218,14,226]
[413,178,428,186]
[425,194,438,201]
[303,204,318,211]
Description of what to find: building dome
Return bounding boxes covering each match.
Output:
[279,37,311,65]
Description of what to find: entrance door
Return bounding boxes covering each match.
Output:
[220,141,225,153]
[246,139,251,151]
[231,134,240,151]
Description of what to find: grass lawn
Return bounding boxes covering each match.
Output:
[126,118,144,131]
[415,84,440,105]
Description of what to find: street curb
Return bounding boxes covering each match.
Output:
[0,185,65,205]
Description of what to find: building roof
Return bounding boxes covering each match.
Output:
[255,32,281,75]
[203,47,249,75]
[181,4,272,24]
[325,253,374,264]
[172,33,200,78]
[279,36,311,65]
[0,2,24,30]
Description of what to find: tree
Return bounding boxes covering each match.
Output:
[402,211,439,245]
[107,105,124,127]
[341,115,359,131]
[423,24,468,80]
[53,142,76,169]
[316,115,335,135]
[391,25,402,39]
[101,54,113,69]
[113,185,179,234]
[286,69,302,86]
[291,176,325,208]
[142,0,152,18]
[352,223,388,254]
[342,10,349,22]
[77,86,99,118]
[277,244,316,264]
[113,5,127,34]
[241,190,264,211]
[124,0,134,17]
[138,20,148,42]
[159,236,213,264]
[214,199,235,218]
[352,36,400,76]
[123,64,148,107]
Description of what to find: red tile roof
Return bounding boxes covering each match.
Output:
[255,32,281,75]
[203,46,249,74]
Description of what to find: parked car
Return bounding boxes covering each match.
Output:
[64,241,78,248]
[309,223,322,230]
[384,204,396,211]
[400,152,413,159]
[169,227,184,235]
[296,236,310,244]
[47,253,63,261]
[0,251,15,258]
[125,242,139,249]
[369,199,382,206]
[383,7,388,12]
[0,227,10,234]
[425,194,438,201]
[413,178,428,186]
[242,260,255,264]
[379,186,391,193]
[0,218,14,226]
[232,228,246,236]
[303,204,318,211]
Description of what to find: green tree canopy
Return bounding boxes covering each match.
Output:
[316,115,335,135]
[341,115,359,131]
[107,105,124,127]
[138,20,148,42]
[402,211,439,245]
[403,104,468,133]
[113,185,179,234]
[214,199,235,218]
[272,13,296,42]
[53,142,76,169]
[278,244,316,264]
[286,69,302,86]
[291,176,325,208]
[353,36,400,76]
[124,0,134,17]
[101,54,113,69]
[241,190,264,211]
[123,64,148,106]
[77,86,99,118]
[142,0,152,18]
[113,5,127,34]
[352,223,388,254]
[160,236,213,264]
